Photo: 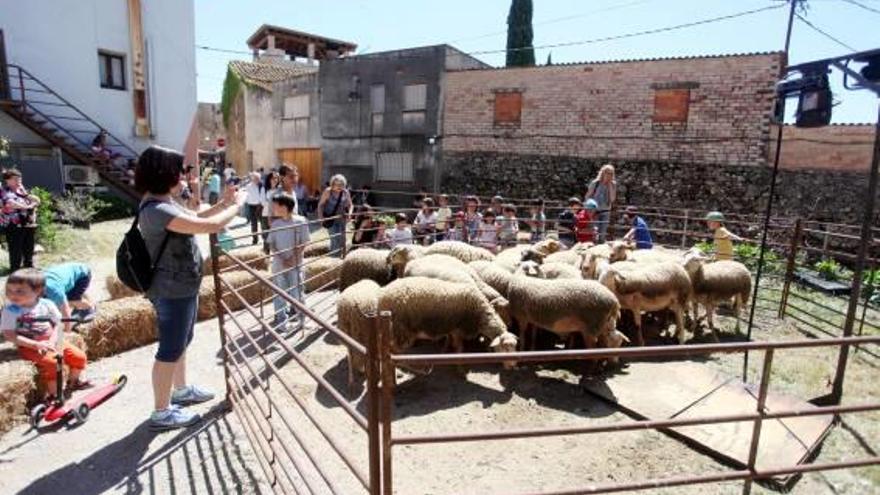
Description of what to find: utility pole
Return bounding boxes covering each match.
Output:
[742,0,801,381]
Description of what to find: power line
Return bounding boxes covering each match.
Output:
[841,0,880,15]
[195,3,785,63]
[451,0,656,44]
[469,4,786,55]
[794,13,858,52]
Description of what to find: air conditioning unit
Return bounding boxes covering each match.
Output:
[64,165,98,186]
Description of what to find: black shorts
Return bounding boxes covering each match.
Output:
[67,268,92,301]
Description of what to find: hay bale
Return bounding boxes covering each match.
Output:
[203,245,269,276]
[0,351,36,436]
[304,257,342,293]
[78,297,157,360]
[198,270,270,321]
[105,274,139,300]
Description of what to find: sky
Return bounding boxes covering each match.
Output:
[194,0,880,123]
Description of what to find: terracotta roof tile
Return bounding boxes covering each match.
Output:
[228,60,317,91]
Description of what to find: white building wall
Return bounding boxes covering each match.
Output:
[244,88,275,171]
[0,0,196,153]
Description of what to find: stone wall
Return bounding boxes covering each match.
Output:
[440,152,878,226]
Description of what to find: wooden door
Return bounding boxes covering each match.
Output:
[278,148,322,195]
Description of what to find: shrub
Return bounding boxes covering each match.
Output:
[735,243,781,274]
[694,241,713,255]
[814,258,842,281]
[54,192,109,225]
[92,193,135,222]
[31,187,58,250]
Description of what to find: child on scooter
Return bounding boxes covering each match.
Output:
[1,269,90,401]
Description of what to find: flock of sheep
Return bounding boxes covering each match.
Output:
[335,239,753,387]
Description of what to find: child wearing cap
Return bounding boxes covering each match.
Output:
[706,211,743,261]
[527,199,546,243]
[414,197,438,245]
[557,198,580,248]
[389,213,414,247]
[622,206,653,249]
[575,199,598,244]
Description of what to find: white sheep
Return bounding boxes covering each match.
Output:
[626,246,684,265]
[469,260,515,296]
[425,240,495,263]
[598,260,692,345]
[682,248,752,339]
[514,261,582,280]
[403,254,511,324]
[386,244,427,278]
[340,248,394,290]
[378,277,518,369]
[336,279,380,389]
[494,239,563,272]
[508,261,626,365]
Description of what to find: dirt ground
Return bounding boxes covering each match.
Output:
[237,287,879,495]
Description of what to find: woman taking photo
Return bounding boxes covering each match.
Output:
[260,170,280,253]
[135,145,245,431]
[585,164,617,243]
[2,169,40,271]
[317,174,353,257]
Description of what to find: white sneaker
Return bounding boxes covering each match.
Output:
[171,385,215,406]
[149,405,200,431]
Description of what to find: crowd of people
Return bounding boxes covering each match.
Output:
[0,154,744,433]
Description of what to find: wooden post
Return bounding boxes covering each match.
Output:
[742,348,774,495]
[681,209,690,249]
[778,219,803,319]
[378,311,394,495]
[822,225,830,259]
[365,314,381,495]
[209,233,232,409]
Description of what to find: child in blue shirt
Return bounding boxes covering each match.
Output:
[622,206,653,249]
[42,262,95,330]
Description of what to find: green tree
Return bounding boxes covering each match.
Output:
[506,0,535,67]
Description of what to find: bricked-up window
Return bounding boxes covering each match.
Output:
[282,95,309,140]
[494,92,522,126]
[98,51,126,90]
[371,84,385,135]
[652,89,690,123]
[402,83,427,132]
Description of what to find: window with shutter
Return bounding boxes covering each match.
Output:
[98,51,126,90]
[402,84,427,133]
[652,89,690,123]
[494,92,522,126]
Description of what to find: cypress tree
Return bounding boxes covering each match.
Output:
[506,0,535,67]
[546,52,552,66]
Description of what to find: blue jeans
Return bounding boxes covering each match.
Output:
[152,295,198,362]
[329,220,345,257]
[273,266,304,323]
[596,212,611,243]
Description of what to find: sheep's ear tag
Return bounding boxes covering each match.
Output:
[489,335,502,348]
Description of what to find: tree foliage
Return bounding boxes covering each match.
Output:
[506,0,535,67]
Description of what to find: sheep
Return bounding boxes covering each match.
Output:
[403,254,511,324]
[508,261,626,365]
[386,244,427,278]
[625,246,685,265]
[425,240,495,263]
[494,245,548,273]
[598,261,692,346]
[681,248,752,339]
[544,242,593,265]
[532,238,564,256]
[336,279,381,389]
[378,277,518,369]
[514,261,582,280]
[340,248,394,290]
[469,260,515,296]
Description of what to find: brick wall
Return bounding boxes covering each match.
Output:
[442,53,783,166]
[769,124,876,172]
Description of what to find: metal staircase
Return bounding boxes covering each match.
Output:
[1,64,141,201]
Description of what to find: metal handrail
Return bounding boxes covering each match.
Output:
[6,63,139,158]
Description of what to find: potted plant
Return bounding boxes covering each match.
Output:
[54,192,108,230]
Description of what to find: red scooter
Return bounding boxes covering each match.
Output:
[22,316,127,429]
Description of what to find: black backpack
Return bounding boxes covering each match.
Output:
[116,200,169,293]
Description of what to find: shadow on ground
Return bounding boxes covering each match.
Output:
[18,405,262,495]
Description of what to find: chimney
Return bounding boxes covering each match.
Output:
[307,42,316,65]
